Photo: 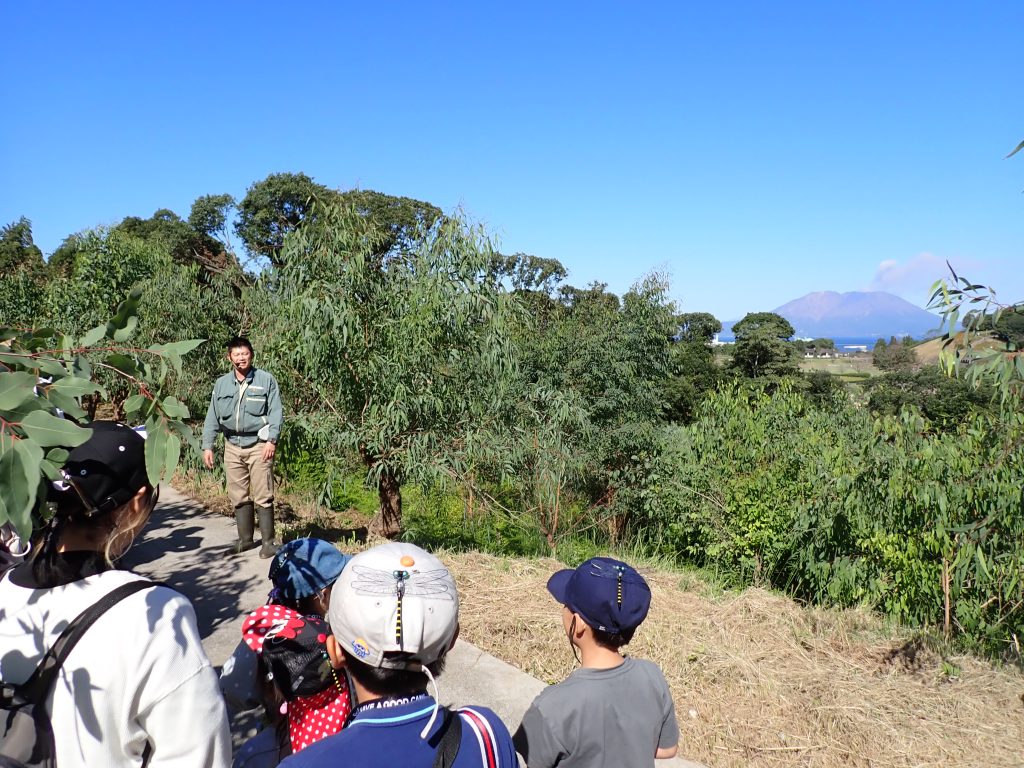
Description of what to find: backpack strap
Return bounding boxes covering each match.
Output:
[431,707,463,768]
[18,580,157,704]
[455,708,500,768]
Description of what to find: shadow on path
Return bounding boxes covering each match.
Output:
[121,489,269,665]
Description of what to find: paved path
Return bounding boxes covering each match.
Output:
[123,486,705,767]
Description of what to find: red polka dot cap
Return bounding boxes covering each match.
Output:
[241,605,336,700]
[241,604,350,751]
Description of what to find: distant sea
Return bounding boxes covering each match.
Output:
[818,336,882,351]
[717,335,899,350]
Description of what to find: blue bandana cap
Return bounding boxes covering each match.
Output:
[269,538,352,600]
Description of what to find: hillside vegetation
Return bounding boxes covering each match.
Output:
[4,178,1022,664]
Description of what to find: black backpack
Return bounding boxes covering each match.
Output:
[0,580,156,767]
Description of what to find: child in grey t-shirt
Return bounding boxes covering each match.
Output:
[513,558,679,767]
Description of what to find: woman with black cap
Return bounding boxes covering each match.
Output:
[0,421,231,767]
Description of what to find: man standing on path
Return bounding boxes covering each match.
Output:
[202,336,283,558]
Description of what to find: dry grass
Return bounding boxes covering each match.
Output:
[798,355,877,377]
[446,551,1024,768]
[912,332,1006,366]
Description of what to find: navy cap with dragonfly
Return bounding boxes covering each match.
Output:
[547,557,651,633]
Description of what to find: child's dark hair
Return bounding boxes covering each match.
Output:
[341,651,447,698]
[268,591,323,616]
[592,626,636,651]
[226,336,253,354]
[254,654,291,762]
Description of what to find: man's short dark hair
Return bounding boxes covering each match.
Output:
[591,625,636,651]
[341,651,447,698]
[226,336,253,354]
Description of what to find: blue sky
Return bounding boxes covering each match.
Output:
[2,1,1021,320]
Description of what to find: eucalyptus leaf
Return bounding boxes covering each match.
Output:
[0,439,44,540]
[160,395,190,420]
[163,433,181,486]
[124,394,149,415]
[50,376,103,398]
[0,372,39,410]
[105,354,140,378]
[80,324,107,347]
[112,315,139,343]
[44,389,88,421]
[46,447,70,464]
[144,418,168,487]
[20,411,92,448]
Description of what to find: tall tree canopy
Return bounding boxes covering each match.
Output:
[111,207,239,277]
[235,173,443,269]
[235,172,333,266]
[0,217,44,275]
[188,193,236,240]
[664,311,724,423]
[676,312,722,345]
[259,201,518,537]
[872,336,917,372]
[0,217,48,327]
[730,311,797,378]
[336,189,442,258]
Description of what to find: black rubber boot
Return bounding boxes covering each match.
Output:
[257,506,279,559]
[227,502,257,555]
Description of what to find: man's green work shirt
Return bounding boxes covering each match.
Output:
[201,367,283,450]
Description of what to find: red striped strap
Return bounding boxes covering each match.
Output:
[458,707,498,768]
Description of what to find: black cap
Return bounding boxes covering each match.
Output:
[49,421,149,517]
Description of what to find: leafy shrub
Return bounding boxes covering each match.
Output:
[866,368,993,428]
[639,382,868,586]
[636,381,1023,659]
[401,484,548,556]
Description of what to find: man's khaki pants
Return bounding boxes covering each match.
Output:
[224,441,274,509]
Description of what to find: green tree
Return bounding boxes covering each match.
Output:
[515,277,677,539]
[235,174,444,269]
[43,228,157,340]
[811,337,835,351]
[0,217,47,327]
[799,370,847,409]
[235,172,334,266]
[866,368,992,428]
[115,208,238,277]
[48,233,85,276]
[872,336,917,372]
[730,311,797,378]
[336,189,442,259]
[188,193,236,240]
[0,217,45,274]
[676,312,722,345]
[663,340,723,423]
[664,312,723,423]
[259,202,518,537]
[488,252,568,295]
[39,227,239,419]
